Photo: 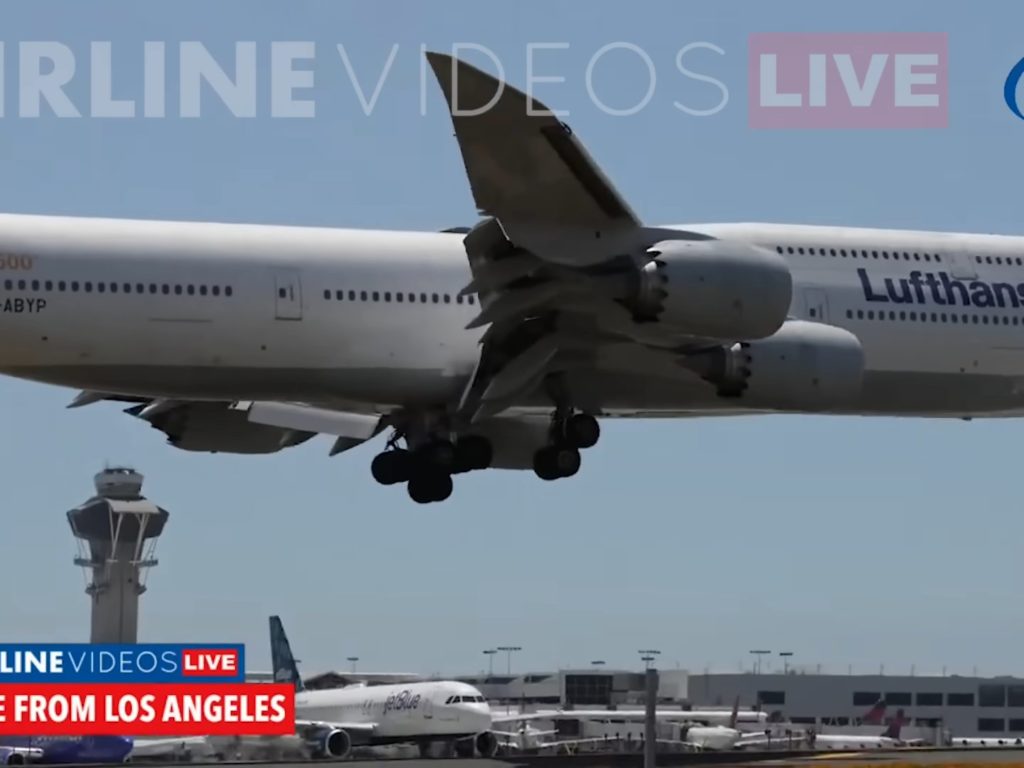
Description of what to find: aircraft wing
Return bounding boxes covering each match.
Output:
[295,718,377,735]
[425,52,639,230]
[427,53,719,422]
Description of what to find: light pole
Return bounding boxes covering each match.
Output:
[347,656,359,673]
[483,649,497,676]
[779,651,794,674]
[749,650,771,674]
[638,649,661,669]
[497,646,521,715]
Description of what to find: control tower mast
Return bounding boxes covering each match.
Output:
[67,468,170,644]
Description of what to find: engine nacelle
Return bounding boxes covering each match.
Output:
[132,402,315,454]
[634,239,792,340]
[475,732,499,758]
[307,728,351,759]
[689,320,865,410]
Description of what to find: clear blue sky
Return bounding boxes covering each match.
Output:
[0,0,1021,680]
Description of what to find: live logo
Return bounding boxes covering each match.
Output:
[182,649,239,676]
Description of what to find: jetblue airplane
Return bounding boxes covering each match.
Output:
[0,736,132,764]
[1,51,1022,503]
[263,616,498,759]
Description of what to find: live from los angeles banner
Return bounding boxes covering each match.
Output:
[0,644,295,736]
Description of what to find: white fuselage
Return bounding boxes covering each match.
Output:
[294,681,491,741]
[2,213,1024,417]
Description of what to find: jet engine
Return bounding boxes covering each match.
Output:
[128,402,315,454]
[307,728,351,759]
[686,320,865,410]
[476,731,499,757]
[631,239,792,341]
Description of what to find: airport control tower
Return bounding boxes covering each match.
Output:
[67,468,170,644]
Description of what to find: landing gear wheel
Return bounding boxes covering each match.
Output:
[407,472,454,504]
[453,435,493,473]
[418,440,456,472]
[533,445,581,480]
[565,413,600,449]
[371,449,411,485]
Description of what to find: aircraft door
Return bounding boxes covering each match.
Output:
[803,288,829,323]
[423,696,433,720]
[274,270,303,320]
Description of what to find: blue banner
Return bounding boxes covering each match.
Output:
[0,644,245,682]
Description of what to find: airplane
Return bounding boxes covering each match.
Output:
[489,722,613,753]
[668,697,752,751]
[0,737,132,764]
[0,745,42,765]
[264,615,498,759]
[507,706,768,728]
[4,50,1024,504]
[803,702,913,750]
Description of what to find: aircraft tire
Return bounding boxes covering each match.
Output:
[534,445,580,480]
[565,413,600,449]
[371,449,411,485]
[407,471,453,504]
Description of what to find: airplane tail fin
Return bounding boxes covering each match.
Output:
[729,696,740,729]
[882,709,907,740]
[861,700,887,725]
[269,615,304,692]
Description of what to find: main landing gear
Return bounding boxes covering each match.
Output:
[532,412,600,481]
[371,434,493,504]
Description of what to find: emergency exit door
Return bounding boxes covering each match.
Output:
[274,271,303,320]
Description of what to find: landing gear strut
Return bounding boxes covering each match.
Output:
[371,433,493,504]
[533,412,600,481]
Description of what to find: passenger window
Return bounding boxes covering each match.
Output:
[348,290,355,301]
[372,291,380,301]
[212,286,221,296]
[71,281,79,291]
[85,282,93,292]
[199,285,207,296]
[97,282,106,293]
[44,280,52,291]
[396,292,404,302]
[322,289,330,300]
[225,286,233,297]
[58,281,66,291]
[360,291,367,301]
[335,290,343,300]
[384,291,391,302]
[432,293,439,303]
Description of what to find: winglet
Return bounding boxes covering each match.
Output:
[67,390,109,408]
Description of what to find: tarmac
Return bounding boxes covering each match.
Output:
[117,750,1024,768]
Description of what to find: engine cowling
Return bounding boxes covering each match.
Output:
[689,320,865,410]
[307,728,351,759]
[632,239,792,341]
[133,402,315,454]
[475,732,499,757]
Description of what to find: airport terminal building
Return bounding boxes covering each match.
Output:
[451,668,1024,739]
